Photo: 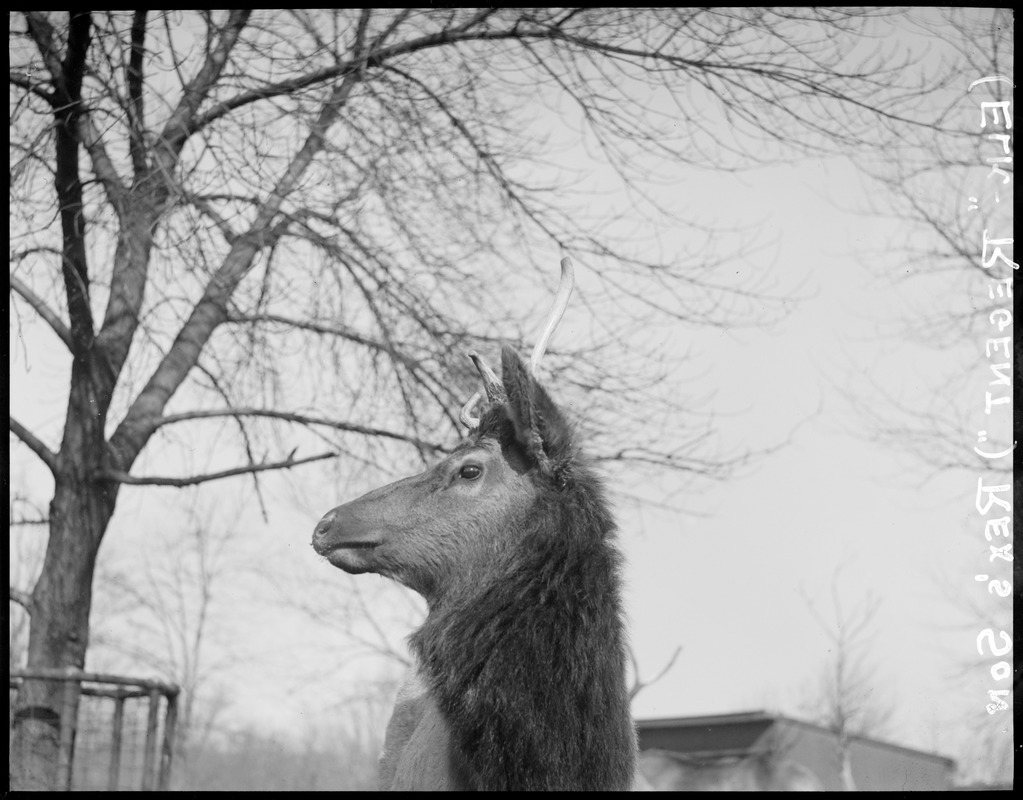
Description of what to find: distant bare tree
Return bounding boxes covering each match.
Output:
[799,569,893,791]
[851,7,1014,477]
[89,509,237,780]
[846,8,1013,785]
[266,561,424,734]
[9,9,946,788]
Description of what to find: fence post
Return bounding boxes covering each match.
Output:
[141,687,161,791]
[158,690,179,790]
[56,675,78,791]
[107,693,126,790]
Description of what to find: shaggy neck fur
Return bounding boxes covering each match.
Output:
[408,452,636,791]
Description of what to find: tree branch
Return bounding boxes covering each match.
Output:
[24,12,63,83]
[191,12,525,133]
[108,38,370,472]
[629,644,682,701]
[103,450,338,488]
[10,274,74,350]
[8,68,56,104]
[155,408,449,453]
[79,114,129,217]
[157,10,251,151]
[225,312,423,371]
[9,416,58,475]
[125,10,148,176]
[39,10,95,355]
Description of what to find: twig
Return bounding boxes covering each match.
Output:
[104,450,337,488]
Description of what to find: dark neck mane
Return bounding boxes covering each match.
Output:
[409,472,636,791]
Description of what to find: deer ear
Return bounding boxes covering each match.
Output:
[500,345,571,475]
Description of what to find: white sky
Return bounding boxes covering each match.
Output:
[8,10,1011,781]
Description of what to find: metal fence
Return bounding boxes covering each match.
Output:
[9,668,179,791]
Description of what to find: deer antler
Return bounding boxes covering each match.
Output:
[469,351,506,403]
[459,350,507,428]
[529,257,574,377]
[461,257,575,429]
[459,391,482,428]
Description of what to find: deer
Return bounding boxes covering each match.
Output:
[311,258,638,791]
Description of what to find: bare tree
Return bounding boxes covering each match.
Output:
[9,9,943,788]
[88,508,238,782]
[848,7,1013,475]
[286,572,422,670]
[845,9,1013,785]
[799,569,893,791]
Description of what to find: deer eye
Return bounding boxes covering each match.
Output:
[459,464,482,481]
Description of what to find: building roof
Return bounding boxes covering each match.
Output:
[635,710,956,768]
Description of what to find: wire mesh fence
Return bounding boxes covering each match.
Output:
[9,669,179,791]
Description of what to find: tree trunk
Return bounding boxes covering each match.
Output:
[10,478,115,790]
[838,734,857,791]
[10,366,119,790]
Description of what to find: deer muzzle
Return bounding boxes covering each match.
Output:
[312,506,380,572]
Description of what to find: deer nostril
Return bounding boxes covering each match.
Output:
[313,510,337,543]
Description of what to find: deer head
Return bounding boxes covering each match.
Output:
[312,259,577,605]
[312,344,579,605]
